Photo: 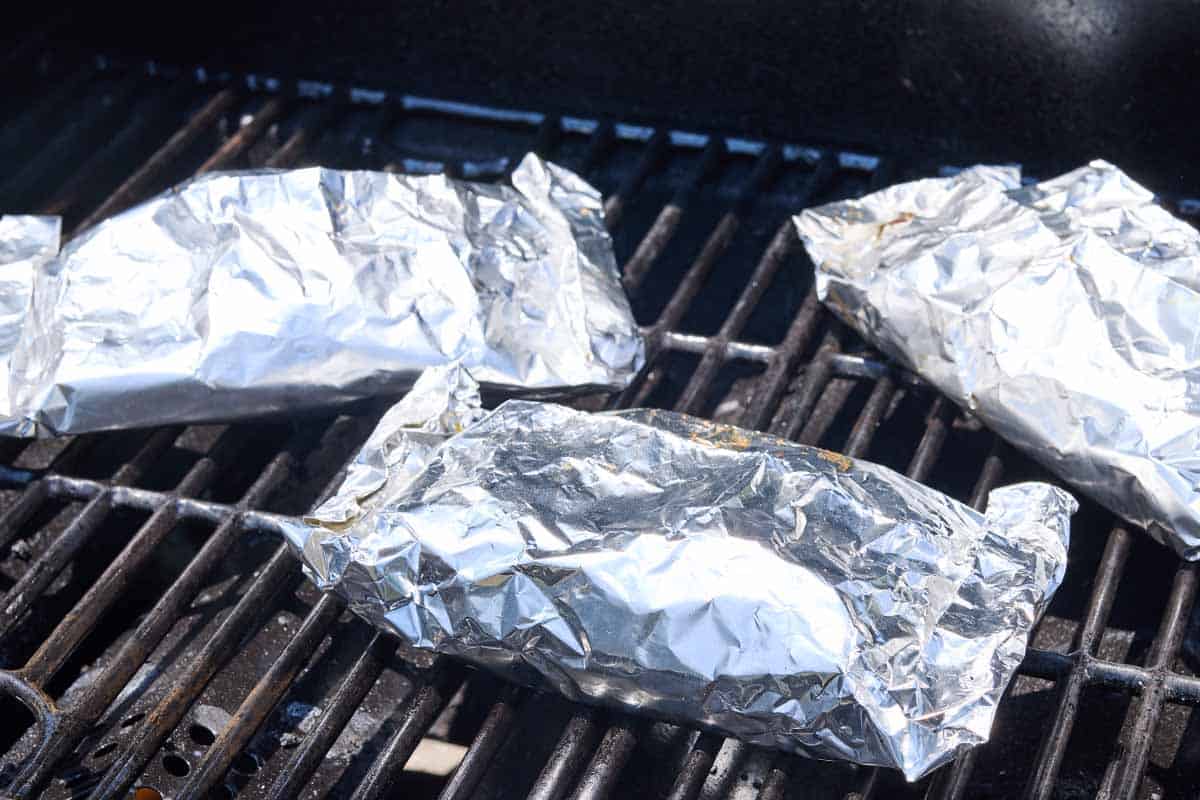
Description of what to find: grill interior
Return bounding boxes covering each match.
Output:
[2,50,1200,800]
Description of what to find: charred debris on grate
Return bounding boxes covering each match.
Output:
[0,55,1198,800]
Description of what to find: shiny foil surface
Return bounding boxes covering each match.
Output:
[283,365,1075,780]
[0,216,60,432]
[0,154,642,437]
[796,160,1200,558]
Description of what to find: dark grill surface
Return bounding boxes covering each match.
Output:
[2,53,1200,800]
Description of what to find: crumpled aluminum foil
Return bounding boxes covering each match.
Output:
[0,216,61,432]
[282,365,1075,780]
[0,154,642,437]
[796,159,1200,558]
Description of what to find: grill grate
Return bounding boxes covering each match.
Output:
[1,54,1199,800]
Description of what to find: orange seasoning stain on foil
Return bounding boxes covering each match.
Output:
[684,418,755,451]
[815,448,853,472]
[875,211,915,240]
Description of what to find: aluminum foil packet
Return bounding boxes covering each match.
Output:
[282,364,1075,780]
[796,160,1200,558]
[0,153,642,437]
[0,216,60,429]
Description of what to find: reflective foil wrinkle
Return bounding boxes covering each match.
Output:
[284,365,1075,780]
[796,160,1200,558]
[1,154,642,437]
[0,216,60,429]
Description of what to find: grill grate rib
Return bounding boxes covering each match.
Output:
[1,55,1198,800]
[68,87,240,235]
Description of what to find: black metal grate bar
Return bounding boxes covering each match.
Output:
[566,720,641,800]
[174,592,346,799]
[1023,525,1133,799]
[0,428,181,640]
[662,734,724,800]
[527,709,604,800]
[349,661,467,800]
[757,759,792,800]
[20,424,248,687]
[613,145,783,409]
[0,55,1197,800]
[1098,563,1198,800]
[4,416,361,797]
[264,104,339,169]
[194,95,288,175]
[434,683,522,800]
[86,544,304,798]
[38,80,194,218]
[265,634,395,800]
[620,137,724,292]
[673,154,835,416]
[69,87,239,235]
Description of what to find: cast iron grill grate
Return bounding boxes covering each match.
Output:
[0,53,1198,800]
